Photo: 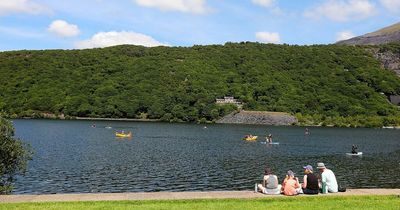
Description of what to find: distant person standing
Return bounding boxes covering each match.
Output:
[317,163,338,193]
[351,144,358,154]
[305,128,310,135]
[266,134,273,143]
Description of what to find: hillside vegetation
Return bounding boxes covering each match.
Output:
[0,42,400,127]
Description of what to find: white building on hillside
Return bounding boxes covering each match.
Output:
[216,96,242,107]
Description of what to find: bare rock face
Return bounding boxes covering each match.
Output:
[216,110,297,125]
[372,50,400,77]
[336,22,400,77]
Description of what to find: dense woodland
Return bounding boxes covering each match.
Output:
[0,42,400,127]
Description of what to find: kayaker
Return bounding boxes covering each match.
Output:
[351,144,358,154]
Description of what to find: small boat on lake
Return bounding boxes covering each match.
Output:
[244,135,257,141]
[346,152,363,156]
[115,131,132,138]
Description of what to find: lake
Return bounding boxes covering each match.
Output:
[11,119,400,194]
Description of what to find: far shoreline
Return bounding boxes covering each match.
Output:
[6,115,400,129]
[75,117,161,122]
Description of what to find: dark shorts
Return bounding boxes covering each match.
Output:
[303,188,319,195]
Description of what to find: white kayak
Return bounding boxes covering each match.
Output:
[346,152,363,156]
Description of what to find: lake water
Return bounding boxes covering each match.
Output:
[11,119,400,194]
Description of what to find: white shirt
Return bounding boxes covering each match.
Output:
[321,169,338,193]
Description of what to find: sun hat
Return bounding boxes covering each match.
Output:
[303,165,313,171]
[287,170,295,177]
[317,162,326,169]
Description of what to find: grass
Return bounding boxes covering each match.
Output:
[1,195,399,210]
[367,22,400,36]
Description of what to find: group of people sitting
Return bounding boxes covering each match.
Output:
[257,162,338,196]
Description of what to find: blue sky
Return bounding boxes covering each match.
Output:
[0,0,399,51]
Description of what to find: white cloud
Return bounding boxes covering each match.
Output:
[380,0,400,13]
[75,31,168,49]
[252,0,275,8]
[336,31,356,41]
[255,32,281,44]
[134,0,208,14]
[0,0,50,15]
[48,20,80,37]
[304,0,376,21]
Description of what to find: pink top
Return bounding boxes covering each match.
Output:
[282,178,300,196]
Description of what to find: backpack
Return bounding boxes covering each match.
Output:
[338,185,347,192]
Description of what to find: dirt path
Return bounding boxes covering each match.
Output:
[1,189,399,203]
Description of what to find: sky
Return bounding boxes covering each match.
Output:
[0,0,399,51]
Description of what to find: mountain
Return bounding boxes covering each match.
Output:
[0,43,400,127]
[337,22,400,45]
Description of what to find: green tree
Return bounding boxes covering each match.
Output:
[0,117,33,194]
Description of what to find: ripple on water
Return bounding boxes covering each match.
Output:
[10,120,400,194]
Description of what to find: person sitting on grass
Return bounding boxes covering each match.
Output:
[281,170,301,196]
[317,162,338,193]
[302,165,319,195]
[257,167,281,195]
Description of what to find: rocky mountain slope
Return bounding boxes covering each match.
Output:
[336,23,400,77]
[337,22,400,45]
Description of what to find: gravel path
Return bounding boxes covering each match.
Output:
[1,189,399,203]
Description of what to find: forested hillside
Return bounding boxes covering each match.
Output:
[1,42,400,127]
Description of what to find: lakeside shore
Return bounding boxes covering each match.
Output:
[74,117,161,122]
[1,189,399,203]
[4,112,399,128]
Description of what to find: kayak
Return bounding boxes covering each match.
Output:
[244,136,258,141]
[346,152,362,156]
[115,132,132,138]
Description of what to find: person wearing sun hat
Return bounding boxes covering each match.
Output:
[317,162,338,193]
[301,165,319,194]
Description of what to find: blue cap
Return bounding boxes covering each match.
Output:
[303,165,313,171]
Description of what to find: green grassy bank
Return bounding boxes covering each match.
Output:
[1,195,399,210]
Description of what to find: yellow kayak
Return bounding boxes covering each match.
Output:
[115,132,132,138]
[244,136,258,141]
